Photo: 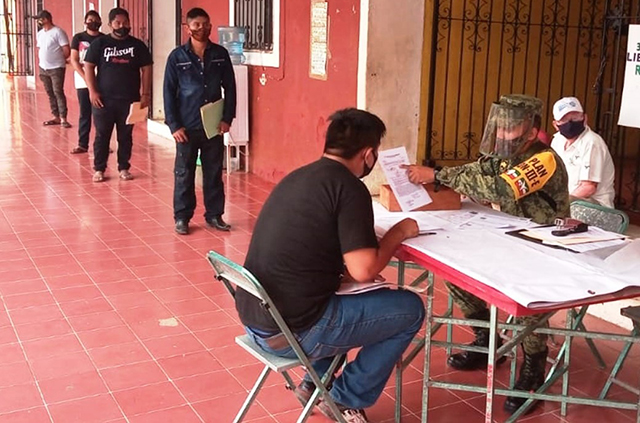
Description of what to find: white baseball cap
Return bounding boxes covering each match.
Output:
[553,97,584,121]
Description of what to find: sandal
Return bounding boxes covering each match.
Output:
[93,171,105,182]
[70,146,88,154]
[43,119,61,126]
[119,170,134,181]
[61,121,72,128]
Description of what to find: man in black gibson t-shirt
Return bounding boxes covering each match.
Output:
[84,7,152,183]
[235,108,425,422]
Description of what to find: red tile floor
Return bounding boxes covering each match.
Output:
[0,75,638,422]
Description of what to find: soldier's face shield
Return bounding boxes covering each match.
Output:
[479,103,535,159]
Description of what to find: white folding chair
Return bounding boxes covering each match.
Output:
[207,250,347,423]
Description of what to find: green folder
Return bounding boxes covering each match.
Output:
[200,98,224,139]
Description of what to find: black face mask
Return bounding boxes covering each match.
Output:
[558,119,585,139]
[86,22,101,31]
[113,27,130,37]
[360,150,378,178]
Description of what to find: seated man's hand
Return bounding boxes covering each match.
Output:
[395,218,419,240]
[400,164,435,184]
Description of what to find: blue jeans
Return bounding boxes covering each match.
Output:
[245,289,425,409]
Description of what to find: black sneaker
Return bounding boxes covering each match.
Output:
[175,220,189,235]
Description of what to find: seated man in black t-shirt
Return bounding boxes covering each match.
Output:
[235,108,425,422]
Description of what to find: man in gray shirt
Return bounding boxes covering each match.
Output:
[35,10,71,128]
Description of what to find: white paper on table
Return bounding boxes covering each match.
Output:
[337,282,428,296]
[374,212,445,237]
[524,226,626,245]
[440,210,531,229]
[378,147,432,212]
[125,102,149,125]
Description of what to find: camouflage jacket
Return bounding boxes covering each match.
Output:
[436,142,570,224]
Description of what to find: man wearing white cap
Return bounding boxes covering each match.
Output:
[550,97,616,208]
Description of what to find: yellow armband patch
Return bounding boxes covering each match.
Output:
[499,152,557,200]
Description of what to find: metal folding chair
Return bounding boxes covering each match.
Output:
[567,199,631,368]
[600,306,640,399]
[206,250,347,423]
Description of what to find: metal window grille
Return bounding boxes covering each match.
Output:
[234,0,273,52]
[116,0,151,51]
[424,0,640,218]
[0,0,34,75]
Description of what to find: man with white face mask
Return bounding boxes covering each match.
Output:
[550,97,616,208]
[163,7,237,235]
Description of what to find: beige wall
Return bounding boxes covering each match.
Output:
[150,2,178,120]
[362,0,426,193]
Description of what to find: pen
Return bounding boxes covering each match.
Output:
[419,231,437,236]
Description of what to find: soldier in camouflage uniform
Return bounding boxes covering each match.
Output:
[403,94,570,414]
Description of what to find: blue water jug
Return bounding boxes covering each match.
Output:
[218,26,246,65]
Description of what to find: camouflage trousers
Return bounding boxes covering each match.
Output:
[446,281,548,355]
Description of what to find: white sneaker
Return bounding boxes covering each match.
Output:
[342,409,369,423]
[318,401,369,423]
[92,171,105,182]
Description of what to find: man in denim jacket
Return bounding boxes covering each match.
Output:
[163,7,237,235]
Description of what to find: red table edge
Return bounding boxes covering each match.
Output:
[397,244,640,317]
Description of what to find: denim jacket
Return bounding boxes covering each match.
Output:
[163,40,236,135]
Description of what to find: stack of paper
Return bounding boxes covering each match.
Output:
[337,282,427,296]
[521,226,627,252]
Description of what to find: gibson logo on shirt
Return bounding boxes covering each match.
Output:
[103,46,135,63]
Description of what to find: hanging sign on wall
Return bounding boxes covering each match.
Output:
[619,24,640,128]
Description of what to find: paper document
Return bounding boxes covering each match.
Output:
[523,226,626,245]
[337,282,428,296]
[443,210,530,229]
[125,102,149,125]
[378,147,432,212]
[374,212,445,237]
[200,99,224,139]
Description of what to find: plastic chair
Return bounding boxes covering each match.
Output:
[570,199,629,234]
[599,306,640,399]
[206,251,347,423]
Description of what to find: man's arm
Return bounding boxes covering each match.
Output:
[139,64,152,109]
[162,55,185,130]
[403,162,508,203]
[69,49,84,79]
[58,30,70,59]
[220,49,237,132]
[571,181,598,199]
[84,62,102,108]
[343,218,418,283]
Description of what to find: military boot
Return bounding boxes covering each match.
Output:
[504,348,548,414]
[447,310,506,370]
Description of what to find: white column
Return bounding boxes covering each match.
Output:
[150,0,178,120]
